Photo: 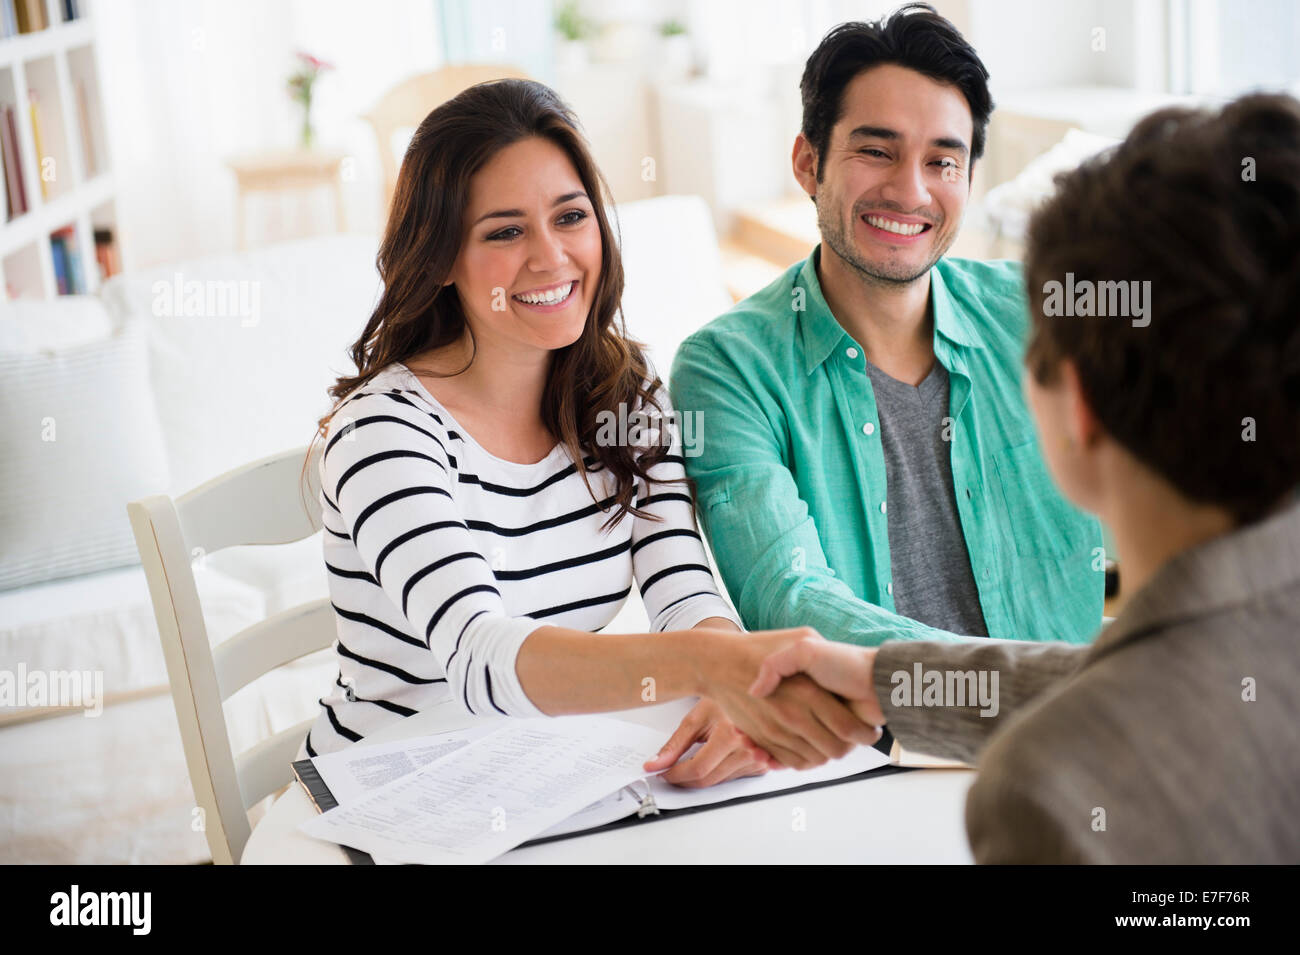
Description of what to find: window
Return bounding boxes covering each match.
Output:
[1170,0,1300,98]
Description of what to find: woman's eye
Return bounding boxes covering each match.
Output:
[558,210,588,225]
[486,226,521,241]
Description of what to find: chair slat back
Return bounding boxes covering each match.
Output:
[212,598,335,700]
[128,444,330,864]
[363,64,529,212]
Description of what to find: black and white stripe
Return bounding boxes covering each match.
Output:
[306,363,737,756]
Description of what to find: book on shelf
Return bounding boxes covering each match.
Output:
[0,123,9,220]
[67,239,84,292]
[3,0,78,35]
[93,227,118,280]
[1,105,25,217]
[50,226,84,294]
[1,0,19,39]
[14,0,47,34]
[28,91,48,200]
[50,233,68,293]
[75,79,97,176]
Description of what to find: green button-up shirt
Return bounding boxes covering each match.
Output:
[670,247,1104,646]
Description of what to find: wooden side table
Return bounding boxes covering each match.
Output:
[226,148,347,249]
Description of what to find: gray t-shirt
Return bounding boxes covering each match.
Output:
[863,357,988,637]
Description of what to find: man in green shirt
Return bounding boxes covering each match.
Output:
[670,4,1103,648]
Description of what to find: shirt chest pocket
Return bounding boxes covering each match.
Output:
[701,488,731,512]
[991,439,1086,559]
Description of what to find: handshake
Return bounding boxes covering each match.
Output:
[643,628,888,787]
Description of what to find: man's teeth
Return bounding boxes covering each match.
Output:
[514,281,575,305]
[866,215,927,236]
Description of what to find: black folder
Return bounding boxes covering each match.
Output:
[291,728,903,864]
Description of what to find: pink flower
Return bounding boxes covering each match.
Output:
[295,50,335,72]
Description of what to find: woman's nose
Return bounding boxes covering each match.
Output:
[527,226,570,273]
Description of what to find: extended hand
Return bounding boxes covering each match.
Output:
[749,633,885,727]
[697,627,882,770]
[642,698,770,787]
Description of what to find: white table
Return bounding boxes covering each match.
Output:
[242,699,976,865]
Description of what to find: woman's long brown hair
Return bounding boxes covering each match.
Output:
[303,79,669,528]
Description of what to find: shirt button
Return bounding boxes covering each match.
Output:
[982,568,991,580]
[879,501,888,514]
[846,347,859,360]
[862,422,875,436]
[886,582,893,595]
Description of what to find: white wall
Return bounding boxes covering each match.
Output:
[966,0,1170,97]
[95,0,442,270]
[967,0,1104,96]
[1094,0,1168,91]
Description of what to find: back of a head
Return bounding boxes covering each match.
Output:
[1024,93,1300,525]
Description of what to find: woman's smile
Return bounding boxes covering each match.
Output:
[511,278,579,311]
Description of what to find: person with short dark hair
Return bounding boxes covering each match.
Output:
[750,92,1300,863]
[671,3,1103,651]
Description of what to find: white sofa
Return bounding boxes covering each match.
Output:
[0,195,735,863]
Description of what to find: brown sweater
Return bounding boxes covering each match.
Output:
[873,497,1300,863]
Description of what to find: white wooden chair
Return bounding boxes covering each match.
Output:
[362,64,530,215]
[127,445,333,865]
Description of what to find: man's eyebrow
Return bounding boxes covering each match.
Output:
[932,136,969,156]
[848,125,901,141]
[473,191,589,225]
[847,125,969,156]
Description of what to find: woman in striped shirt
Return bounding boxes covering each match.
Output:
[303,79,878,782]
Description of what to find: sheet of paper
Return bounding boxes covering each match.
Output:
[608,696,893,810]
[309,724,499,805]
[533,787,642,839]
[298,715,666,865]
[648,744,891,810]
[308,723,638,854]
[890,740,972,769]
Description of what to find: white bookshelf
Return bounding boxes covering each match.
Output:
[0,0,117,300]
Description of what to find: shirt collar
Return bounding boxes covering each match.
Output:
[929,260,984,351]
[1088,493,1300,662]
[796,246,983,377]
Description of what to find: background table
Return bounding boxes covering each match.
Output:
[242,698,976,865]
[225,148,347,249]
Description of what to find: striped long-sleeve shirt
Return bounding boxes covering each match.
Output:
[304,361,739,757]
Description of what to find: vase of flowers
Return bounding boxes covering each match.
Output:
[287,51,334,149]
